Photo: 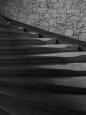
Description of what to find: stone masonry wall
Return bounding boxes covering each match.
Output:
[1,0,86,41]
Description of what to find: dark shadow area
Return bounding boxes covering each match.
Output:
[0,108,11,115]
[78,46,83,51]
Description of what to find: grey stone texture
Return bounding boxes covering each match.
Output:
[1,0,86,41]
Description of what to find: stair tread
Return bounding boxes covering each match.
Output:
[30,38,56,43]
[25,44,79,54]
[31,52,86,57]
[0,44,79,57]
[34,63,86,71]
[0,62,85,76]
[38,76,86,88]
[0,43,78,47]
[0,39,53,45]
[0,51,86,64]
[29,44,78,47]
[23,38,55,44]
[0,74,86,88]
[0,51,85,59]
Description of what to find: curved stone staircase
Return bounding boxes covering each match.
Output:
[0,15,86,115]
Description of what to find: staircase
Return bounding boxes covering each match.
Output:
[0,15,86,115]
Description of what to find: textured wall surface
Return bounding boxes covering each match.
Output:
[1,0,86,41]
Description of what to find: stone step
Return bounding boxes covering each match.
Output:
[37,63,86,71]
[21,38,56,45]
[29,63,86,76]
[28,31,40,37]
[0,74,86,89]
[0,51,86,66]
[0,31,39,38]
[0,62,81,77]
[28,52,86,64]
[0,44,79,56]
[0,28,22,32]
[0,38,45,45]
[0,38,56,47]
[38,76,86,89]
[30,38,56,44]
[0,62,85,76]
[25,44,79,54]
[0,26,40,34]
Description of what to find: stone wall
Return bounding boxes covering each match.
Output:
[1,0,86,41]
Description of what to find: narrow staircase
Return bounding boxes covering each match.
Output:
[0,15,86,115]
